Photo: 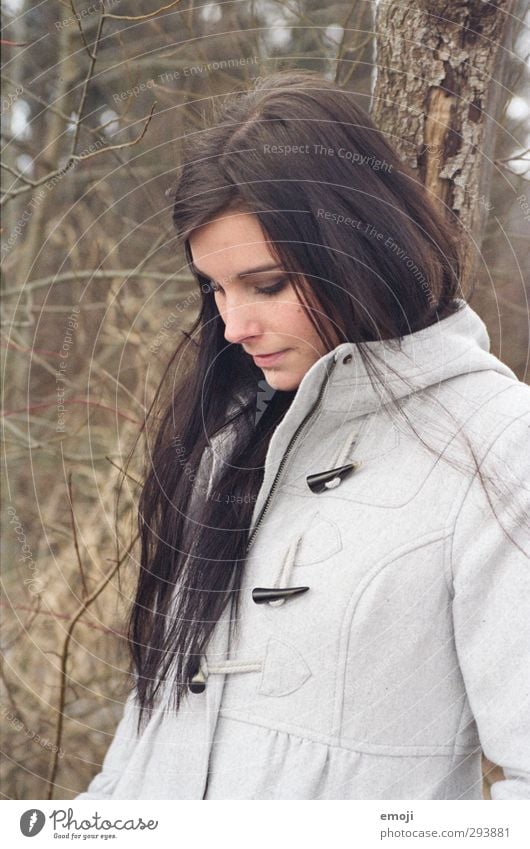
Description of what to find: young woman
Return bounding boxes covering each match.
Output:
[77,70,530,800]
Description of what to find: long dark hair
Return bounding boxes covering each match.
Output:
[129,70,468,730]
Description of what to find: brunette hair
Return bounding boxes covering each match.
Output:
[128,69,468,730]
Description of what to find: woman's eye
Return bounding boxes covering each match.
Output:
[255,278,288,296]
[209,278,288,297]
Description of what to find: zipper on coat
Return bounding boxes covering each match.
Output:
[245,356,338,555]
[201,357,337,801]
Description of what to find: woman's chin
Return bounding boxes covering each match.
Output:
[261,369,302,392]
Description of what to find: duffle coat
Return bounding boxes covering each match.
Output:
[77,299,530,800]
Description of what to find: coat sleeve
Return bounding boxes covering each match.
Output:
[74,689,141,800]
[451,412,530,800]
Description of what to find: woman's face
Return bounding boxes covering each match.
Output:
[189,210,332,391]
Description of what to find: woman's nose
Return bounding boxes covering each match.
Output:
[222,301,263,345]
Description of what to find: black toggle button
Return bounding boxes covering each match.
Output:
[306,462,358,494]
[189,667,207,694]
[252,586,309,604]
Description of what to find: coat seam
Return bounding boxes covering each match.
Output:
[217,712,477,758]
[333,529,454,740]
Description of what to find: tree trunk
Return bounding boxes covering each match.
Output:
[371,0,516,284]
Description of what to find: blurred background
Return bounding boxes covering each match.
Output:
[1,0,528,799]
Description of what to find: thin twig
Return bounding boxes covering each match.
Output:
[0,161,38,186]
[105,456,143,488]
[2,399,141,424]
[71,103,157,161]
[0,662,33,737]
[0,39,30,47]
[339,33,374,86]
[1,595,42,654]
[0,73,165,228]
[334,0,360,80]
[1,5,104,205]
[68,0,95,59]
[45,530,139,798]
[0,601,126,637]
[67,473,90,599]
[3,268,190,297]
[69,3,105,148]
[1,105,157,206]
[91,361,148,414]
[104,0,182,22]
[2,418,42,450]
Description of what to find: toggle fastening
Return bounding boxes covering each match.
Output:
[252,586,309,604]
[188,666,207,694]
[189,657,262,694]
[306,462,359,493]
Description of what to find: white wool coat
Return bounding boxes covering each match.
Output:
[77,300,530,800]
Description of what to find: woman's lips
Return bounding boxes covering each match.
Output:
[252,349,288,366]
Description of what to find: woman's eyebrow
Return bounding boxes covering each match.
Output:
[191,261,283,279]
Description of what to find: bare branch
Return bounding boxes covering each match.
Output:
[91,361,148,414]
[1,106,158,206]
[45,531,139,798]
[104,0,182,22]
[67,473,90,599]
[68,0,96,59]
[71,103,158,161]
[69,4,105,150]
[0,601,126,638]
[0,161,39,187]
[0,595,42,654]
[105,456,142,488]
[2,399,142,426]
[3,269,191,297]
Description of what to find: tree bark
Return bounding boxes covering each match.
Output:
[372,0,516,283]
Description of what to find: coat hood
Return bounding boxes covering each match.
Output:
[296,298,517,419]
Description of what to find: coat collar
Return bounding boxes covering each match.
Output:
[244,300,516,526]
[296,298,516,418]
